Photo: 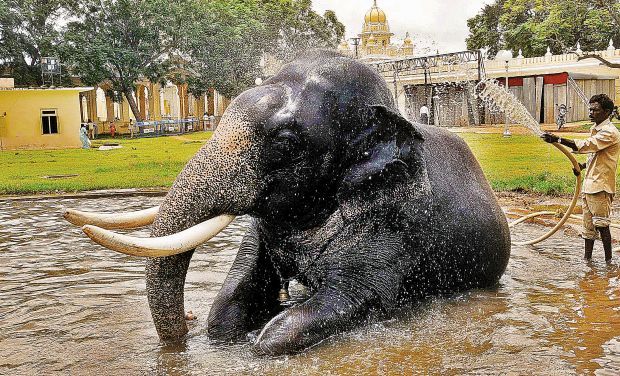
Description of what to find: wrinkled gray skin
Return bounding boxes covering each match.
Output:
[146,50,510,355]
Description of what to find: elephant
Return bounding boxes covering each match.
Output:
[64,50,511,356]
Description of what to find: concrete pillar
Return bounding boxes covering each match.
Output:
[188,93,195,118]
[105,94,114,133]
[176,84,183,118]
[221,96,231,114]
[149,83,162,120]
[207,88,215,115]
[79,93,85,122]
[87,88,98,122]
[138,84,147,120]
[121,95,131,122]
[177,83,189,118]
[196,93,205,119]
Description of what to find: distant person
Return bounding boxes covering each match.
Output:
[209,114,216,130]
[202,111,209,130]
[129,119,135,138]
[419,105,429,125]
[79,124,90,149]
[542,94,619,262]
[92,120,98,139]
[109,120,116,138]
[86,118,94,139]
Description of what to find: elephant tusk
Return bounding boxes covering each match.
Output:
[63,206,160,229]
[82,214,236,258]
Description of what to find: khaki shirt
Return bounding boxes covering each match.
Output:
[575,118,620,194]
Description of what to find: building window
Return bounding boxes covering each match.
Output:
[41,109,58,134]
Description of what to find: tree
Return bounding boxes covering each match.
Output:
[63,0,173,121]
[180,0,345,98]
[271,0,345,61]
[62,0,345,116]
[0,0,76,86]
[466,1,505,57]
[466,0,620,58]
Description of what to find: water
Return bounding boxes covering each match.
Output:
[2,196,620,375]
[476,78,545,137]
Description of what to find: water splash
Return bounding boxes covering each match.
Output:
[476,79,544,136]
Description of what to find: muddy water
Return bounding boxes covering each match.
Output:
[1,196,620,375]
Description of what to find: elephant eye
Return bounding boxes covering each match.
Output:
[273,130,301,153]
[269,129,304,166]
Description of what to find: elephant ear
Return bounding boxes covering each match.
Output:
[338,105,424,196]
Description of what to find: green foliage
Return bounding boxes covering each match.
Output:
[467,0,620,57]
[182,0,345,97]
[271,0,345,60]
[466,1,505,57]
[63,0,173,120]
[2,0,344,100]
[180,0,270,98]
[0,0,76,86]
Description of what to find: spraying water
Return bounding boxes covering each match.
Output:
[476,78,544,137]
[474,78,583,246]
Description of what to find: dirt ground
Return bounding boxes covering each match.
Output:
[497,191,620,244]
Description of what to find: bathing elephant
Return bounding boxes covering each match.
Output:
[65,50,510,355]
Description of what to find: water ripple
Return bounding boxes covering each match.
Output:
[1,196,620,375]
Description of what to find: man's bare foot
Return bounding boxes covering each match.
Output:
[185,311,197,320]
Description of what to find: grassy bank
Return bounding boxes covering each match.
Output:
[460,133,587,195]
[0,129,602,196]
[0,132,211,195]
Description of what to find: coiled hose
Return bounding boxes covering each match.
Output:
[508,142,582,246]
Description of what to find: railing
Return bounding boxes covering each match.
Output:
[131,117,220,138]
[484,48,620,70]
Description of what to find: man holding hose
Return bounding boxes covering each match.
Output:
[542,94,619,262]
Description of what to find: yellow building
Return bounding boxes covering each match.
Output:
[0,86,92,150]
[338,0,415,60]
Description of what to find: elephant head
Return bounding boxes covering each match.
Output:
[65,50,509,354]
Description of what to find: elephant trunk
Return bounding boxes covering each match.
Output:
[145,120,259,340]
[146,250,194,340]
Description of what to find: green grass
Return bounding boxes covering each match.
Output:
[570,122,620,132]
[0,132,212,195]
[459,133,587,195]
[0,129,613,196]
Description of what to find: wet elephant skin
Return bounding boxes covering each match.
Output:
[145,50,511,355]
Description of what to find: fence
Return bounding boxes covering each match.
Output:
[131,117,221,138]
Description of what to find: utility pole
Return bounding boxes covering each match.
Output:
[350,37,361,59]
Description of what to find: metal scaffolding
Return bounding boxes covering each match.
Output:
[373,50,485,80]
[372,50,486,126]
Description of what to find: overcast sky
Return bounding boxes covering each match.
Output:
[312,0,492,54]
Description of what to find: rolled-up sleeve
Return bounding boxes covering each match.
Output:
[575,129,619,154]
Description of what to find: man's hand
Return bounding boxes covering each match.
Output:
[572,163,587,177]
[541,132,560,144]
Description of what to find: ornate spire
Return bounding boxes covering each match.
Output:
[608,38,615,51]
[575,42,582,54]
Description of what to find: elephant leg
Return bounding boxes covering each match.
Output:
[253,245,405,355]
[207,220,282,342]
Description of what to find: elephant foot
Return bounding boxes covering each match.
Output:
[252,311,324,356]
[185,311,197,320]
